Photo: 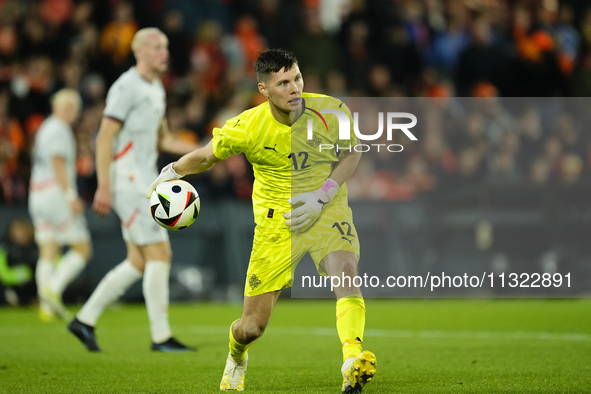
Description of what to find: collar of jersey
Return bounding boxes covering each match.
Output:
[266,103,292,132]
[132,66,156,85]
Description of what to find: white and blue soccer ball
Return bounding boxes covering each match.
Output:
[150,180,200,230]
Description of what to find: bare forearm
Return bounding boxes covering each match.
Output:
[52,157,74,192]
[173,150,217,175]
[95,118,122,189]
[95,132,113,189]
[172,140,220,176]
[329,151,361,186]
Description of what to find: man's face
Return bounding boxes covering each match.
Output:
[259,64,304,114]
[140,33,169,74]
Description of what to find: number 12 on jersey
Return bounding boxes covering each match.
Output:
[291,152,310,170]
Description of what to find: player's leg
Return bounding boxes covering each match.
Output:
[30,189,69,320]
[47,240,91,300]
[35,241,60,321]
[69,241,144,351]
[137,240,193,352]
[221,225,292,390]
[321,251,376,393]
[321,250,365,359]
[221,290,281,391]
[35,200,92,319]
[232,289,281,358]
[77,241,144,326]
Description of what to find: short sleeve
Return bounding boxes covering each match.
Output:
[211,114,248,160]
[103,79,134,122]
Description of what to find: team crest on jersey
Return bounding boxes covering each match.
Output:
[306,135,322,149]
[249,274,262,290]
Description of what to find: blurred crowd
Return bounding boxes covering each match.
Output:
[1,0,591,205]
[345,96,591,200]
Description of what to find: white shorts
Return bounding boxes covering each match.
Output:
[110,147,168,246]
[111,187,168,246]
[29,187,91,245]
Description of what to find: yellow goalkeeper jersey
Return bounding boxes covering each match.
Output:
[211,93,356,229]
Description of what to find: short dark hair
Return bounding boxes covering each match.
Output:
[254,49,299,82]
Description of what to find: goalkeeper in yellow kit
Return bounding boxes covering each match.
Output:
[147,49,376,393]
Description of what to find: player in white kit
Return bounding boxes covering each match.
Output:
[68,28,196,352]
[29,89,92,322]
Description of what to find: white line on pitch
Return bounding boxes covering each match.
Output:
[174,326,591,342]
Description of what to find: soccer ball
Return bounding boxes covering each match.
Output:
[149,180,200,230]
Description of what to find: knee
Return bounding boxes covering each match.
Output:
[160,247,172,263]
[78,242,93,261]
[340,259,358,278]
[142,243,172,263]
[321,251,359,278]
[69,242,92,261]
[128,256,145,273]
[239,320,267,343]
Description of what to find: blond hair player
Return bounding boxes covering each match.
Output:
[68,28,196,352]
[29,89,92,321]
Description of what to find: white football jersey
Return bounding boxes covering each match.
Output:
[104,67,166,190]
[30,115,77,189]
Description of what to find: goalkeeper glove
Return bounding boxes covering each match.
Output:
[284,178,339,232]
[146,162,182,198]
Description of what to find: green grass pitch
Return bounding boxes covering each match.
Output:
[1,299,590,393]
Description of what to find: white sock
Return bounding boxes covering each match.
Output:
[143,261,172,343]
[49,250,86,296]
[35,258,54,290]
[35,258,54,313]
[77,260,142,326]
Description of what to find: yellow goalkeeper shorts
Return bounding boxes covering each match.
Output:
[244,201,360,297]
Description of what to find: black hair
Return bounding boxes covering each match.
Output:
[254,49,299,82]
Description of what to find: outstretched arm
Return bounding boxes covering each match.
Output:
[146,140,221,198]
[172,140,220,176]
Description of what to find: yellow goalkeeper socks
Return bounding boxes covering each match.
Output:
[229,319,251,362]
[336,295,366,361]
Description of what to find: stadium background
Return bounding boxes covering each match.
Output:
[1,0,591,300]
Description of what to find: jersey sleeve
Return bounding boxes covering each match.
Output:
[211,113,248,160]
[103,79,135,122]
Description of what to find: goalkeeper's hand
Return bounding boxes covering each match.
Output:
[146,162,182,198]
[283,179,339,232]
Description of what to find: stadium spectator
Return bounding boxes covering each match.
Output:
[427,3,469,74]
[292,6,341,82]
[553,4,580,75]
[99,1,138,84]
[378,26,423,93]
[190,20,228,99]
[0,217,37,306]
[160,9,190,77]
[0,87,27,204]
[455,15,510,96]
